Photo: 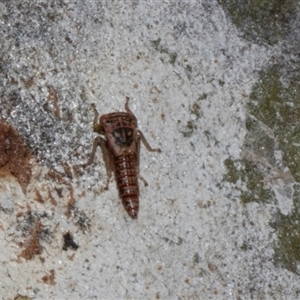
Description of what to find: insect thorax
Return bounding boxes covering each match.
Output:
[101,113,136,148]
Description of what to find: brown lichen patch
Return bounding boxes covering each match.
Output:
[14,295,33,300]
[207,262,218,273]
[72,164,81,177]
[66,184,76,217]
[62,162,72,179]
[47,85,61,118]
[54,187,63,198]
[20,76,35,89]
[47,169,67,184]
[20,220,43,260]
[48,189,57,206]
[40,269,56,285]
[34,189,45,204]
[150,86,161,94]
[67,253,76,261]
[0,120,32,193]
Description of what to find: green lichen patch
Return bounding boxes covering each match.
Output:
[150,38,177,65]
[178,120,196,138]
[225,64,300,275]
[224,158,274,204]
[249,66,300,183]
[224,65,300,205]
[177,100,203,138]
[270,183,300,274]
[270,205,300,275]
[218,0,298,45]
[245,117,276,166]
[224,66,300,203]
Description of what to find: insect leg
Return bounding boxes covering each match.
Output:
[82,136,113,190]
[137,130,161,153]
[125,98,161,151]
[134,130,161,187]
[134,130,148,187]
[124,97,137,122]
[90,103,104,134]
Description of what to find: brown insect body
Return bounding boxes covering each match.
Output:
[83,98,161,219]
[101,111,139,218]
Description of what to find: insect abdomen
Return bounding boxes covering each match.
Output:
[114,155,139,219]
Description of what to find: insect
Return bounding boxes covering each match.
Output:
[82,97,161,219]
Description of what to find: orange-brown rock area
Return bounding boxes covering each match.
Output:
[0,120,32,193]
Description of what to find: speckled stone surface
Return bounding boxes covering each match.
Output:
[0,1,299,299]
